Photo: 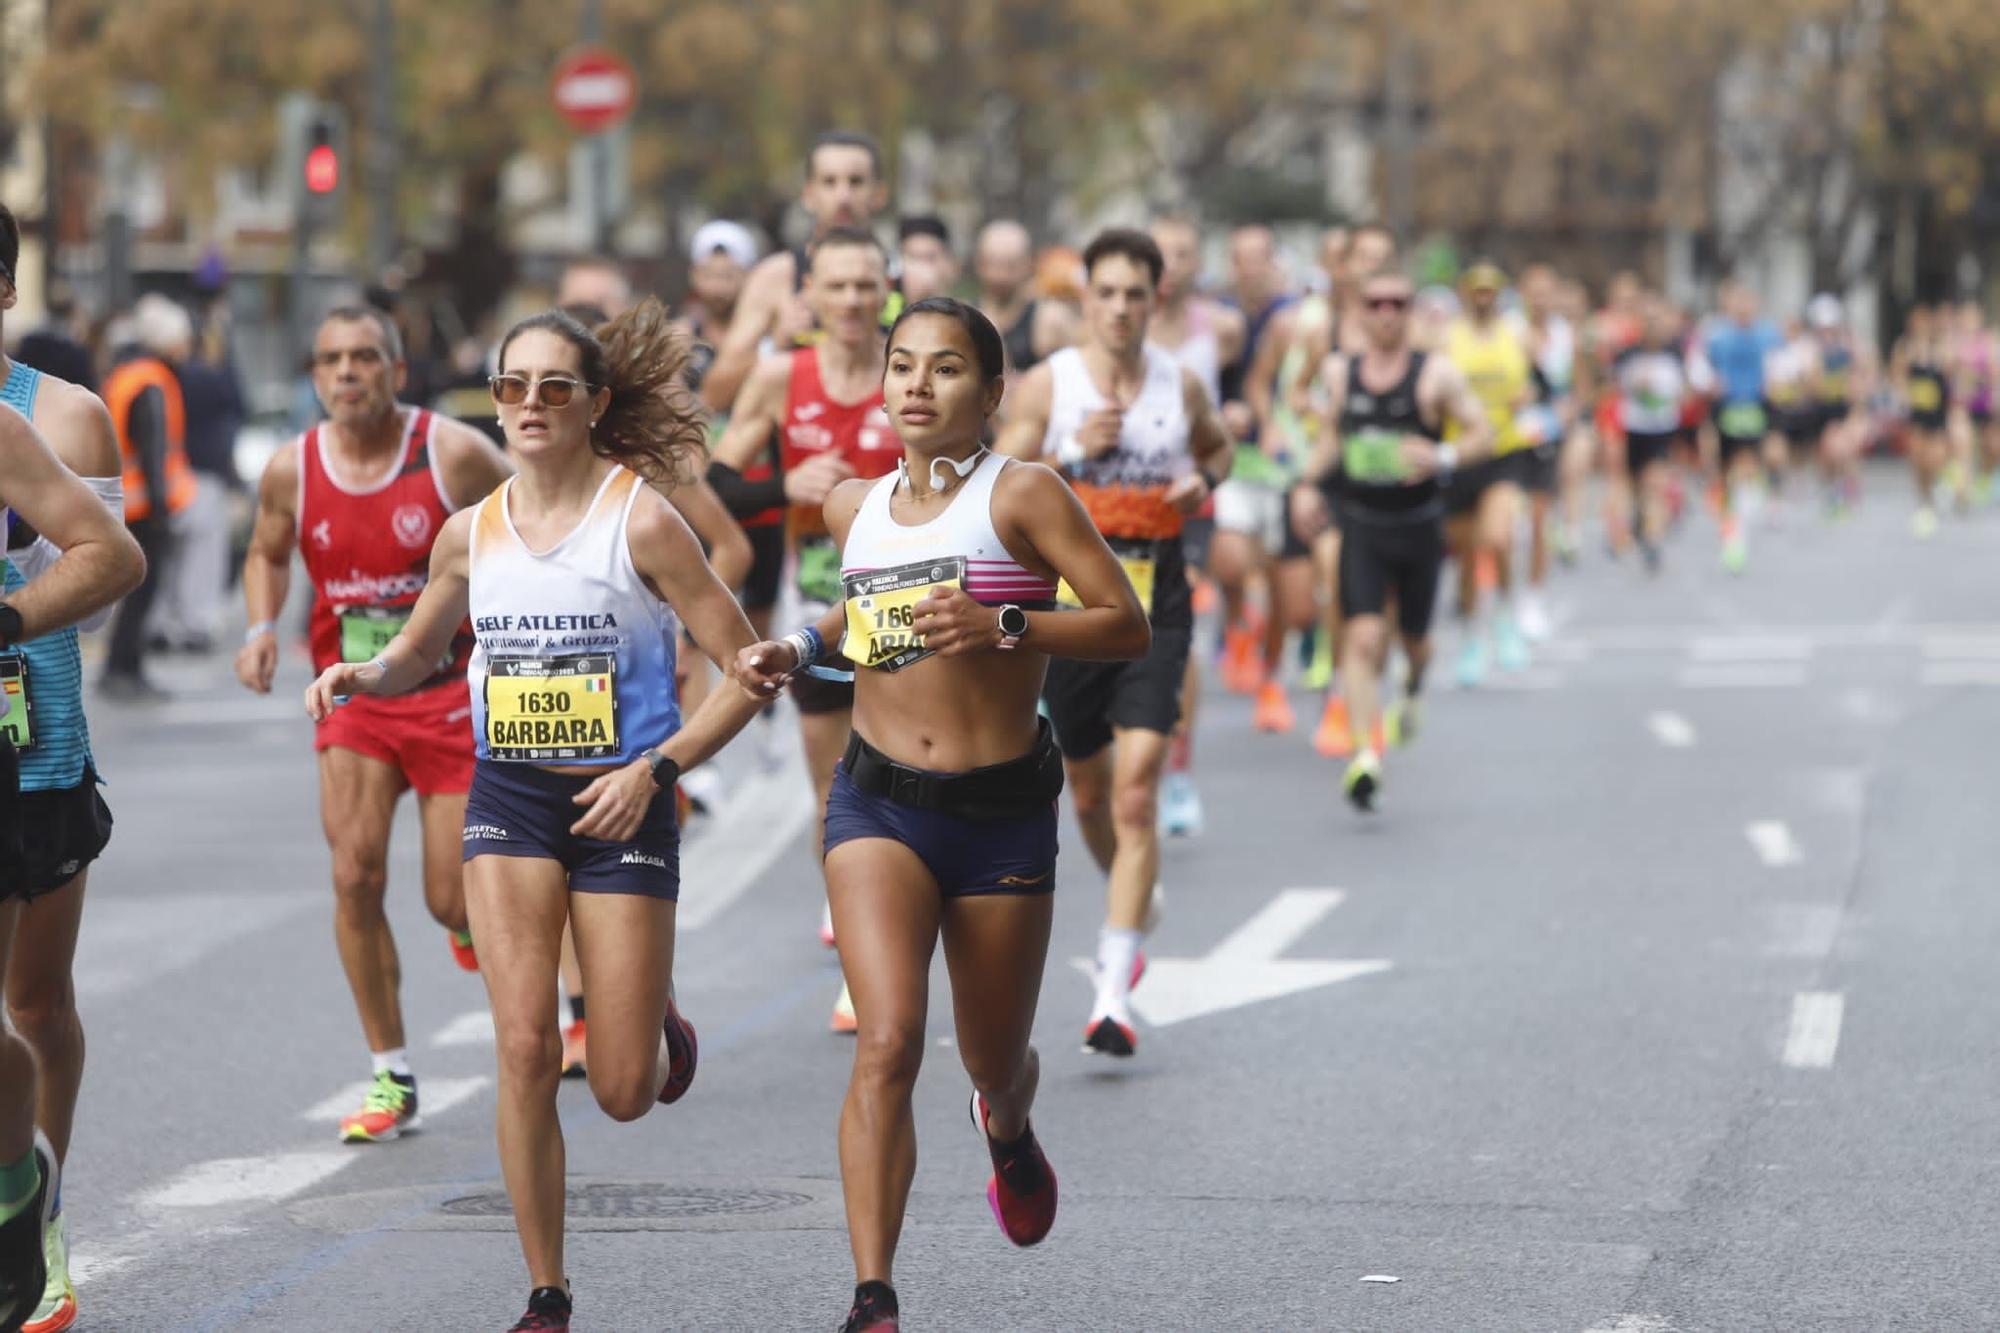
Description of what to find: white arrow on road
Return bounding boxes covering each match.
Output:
[1078,888,1390,1028]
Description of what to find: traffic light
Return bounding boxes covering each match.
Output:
[277,94,347,225]
[304,123,340,196]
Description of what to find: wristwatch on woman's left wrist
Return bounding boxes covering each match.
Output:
[996,604,1030,650]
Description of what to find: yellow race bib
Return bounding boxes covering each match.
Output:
[483,654,619,761]
[1057,539,1158,615]
[842,557,965,672]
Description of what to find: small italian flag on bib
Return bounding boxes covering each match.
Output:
[583,678,608,692]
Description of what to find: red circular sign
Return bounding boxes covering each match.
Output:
[551,47,637,135]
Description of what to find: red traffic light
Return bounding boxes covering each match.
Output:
[304,142,339,194]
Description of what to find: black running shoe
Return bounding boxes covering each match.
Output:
[1082,1015,1136,1058]
[507,1285,570,1332]
[0,1132,56,1333]
[840,1280,899,1332]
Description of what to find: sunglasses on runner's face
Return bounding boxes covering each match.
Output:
[490,374,593,407]
[1365,295,1410,313]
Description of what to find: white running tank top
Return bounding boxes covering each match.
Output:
[466,468,680,766]
[1039,346,1191,495]
[1155,303,1222,407]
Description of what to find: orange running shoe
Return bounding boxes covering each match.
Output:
[447,929,478,972]
[338,1071,419,1143]
[1190,575,1218,617]
[1313,695,1354,758]
[1221,626,1263,695]
[560,1020,587,1079]
[1253,679,1295,733]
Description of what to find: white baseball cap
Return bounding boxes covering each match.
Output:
[1806,293,1843,329]
[690,220,758,270]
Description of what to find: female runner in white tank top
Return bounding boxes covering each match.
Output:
[736,299,1150,1333]
[306,301,764,1333]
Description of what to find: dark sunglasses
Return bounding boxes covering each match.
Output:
[490,373,594,408]
[1365,295,1411,312]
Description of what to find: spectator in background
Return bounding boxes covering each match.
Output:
[896,214,960,305]
[680,220,757,396]
[554,256,632,319]
[100,294,199,699]
[14,283,96,391]
[146,294,244,653]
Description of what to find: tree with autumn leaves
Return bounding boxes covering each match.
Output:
[25,0,2000,321]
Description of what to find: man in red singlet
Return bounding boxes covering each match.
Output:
[233,306,512,1143]
[708,227,899,1033]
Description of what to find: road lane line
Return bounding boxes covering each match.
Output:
[430,1009,495,1047]
[1647,711,1696,747]
[1920,633,2000,660]
[1920,662,2000,687]
[1677,663,1808,689]
[677,743,814,931]
[1782,991,1845,1069]
[1209,888,1345,963]
[1745,821,1802,867]
[1584,1317,1675,1333]
[1689,635,1812,662]
[142,1150,354,1209]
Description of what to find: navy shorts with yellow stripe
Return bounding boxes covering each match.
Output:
[822,765,1057,898]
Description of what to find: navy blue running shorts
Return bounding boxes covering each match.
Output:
[822,765,1058,898]
[462,760,680,900]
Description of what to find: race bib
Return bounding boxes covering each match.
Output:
[842,557,965,673]
[0,655,31,750]
[1230,440,1291,488]
[1342,430,1408,484]
[1057,539,1158,615]
[797,536,842,606]
[1718,402,1768,438]
[1909,378,1943,413]
[339,607,409,665]
[483,655,619,761]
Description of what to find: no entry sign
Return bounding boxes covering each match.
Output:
[552,47,637,135]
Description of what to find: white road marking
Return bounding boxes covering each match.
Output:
[302,1075,490,1122]
[73,891,321,1000]
[1920,633,2000,660]
[1677,663,1808,690]
[1646,711,1696,748]
[1584,1317,1676,1333]
[1920,662,2000,687]
[1761,904,1843,959]
[141,1150,354,1209]
[1745,821,1803,867]
[1689,635,1813,662]
[677,741,814,931]
[1782,991,1845,1069]
[431,1009,496,1047]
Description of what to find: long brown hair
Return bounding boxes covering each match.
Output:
[497,298,706,487]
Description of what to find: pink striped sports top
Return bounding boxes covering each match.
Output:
[839,449,1057,608]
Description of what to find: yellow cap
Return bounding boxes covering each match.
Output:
[1462,262,1507,292]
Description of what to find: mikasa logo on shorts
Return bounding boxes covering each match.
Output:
[463,823,511,841]
[620,851,667,869]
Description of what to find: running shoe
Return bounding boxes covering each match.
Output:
[1720,536,1748,575]
[830,982,858,1035]
[819,901,838,949]
[1455,636,1490,688]
[840,1281,900,1333]
[1912,506,1940,540]
[1343,749,1382,813]
[1313,694,1355,758]
[1553,522,1580,566]
[507,1285,571,1332]
[656,997,699,1104]
[448,929,478,973]
[1252,679,1296,733]
[1082,1014,1137,1058]
[970,1092,1058,1247]
[1493,614,1532,673]
[0,1134,55,1333]
[1220,625,1263,694]
[1158,772,1204,838]
[1385,697,1422,748]
[339,1072,419,1143]
[22,1210,75,1333]
[1301,629,1335,692]
[559,1020,587,1080]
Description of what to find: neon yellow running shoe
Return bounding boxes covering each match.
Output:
[1343,749,1382,812]
[25,1212,75,1333]
[1385,697,1422,748]
[338,1070,420,1143]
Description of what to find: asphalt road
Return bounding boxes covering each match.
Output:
[44,464,2000,1331]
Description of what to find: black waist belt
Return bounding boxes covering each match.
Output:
[842,719,1063,821]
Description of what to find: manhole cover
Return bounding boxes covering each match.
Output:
[441,1182,812,1220]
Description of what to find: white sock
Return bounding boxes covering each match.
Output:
[371,1048,412,1079]
[1095,927,1141,1018]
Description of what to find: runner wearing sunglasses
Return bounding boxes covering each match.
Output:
[235,306,513,1145]
[306,300,762,1333]
[708,227,902,1034]
[1290,271,1492,810]
[736,298,1148,1333]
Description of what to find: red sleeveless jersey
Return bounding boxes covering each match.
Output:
[298,408,472,685]
[782,346,899,539]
